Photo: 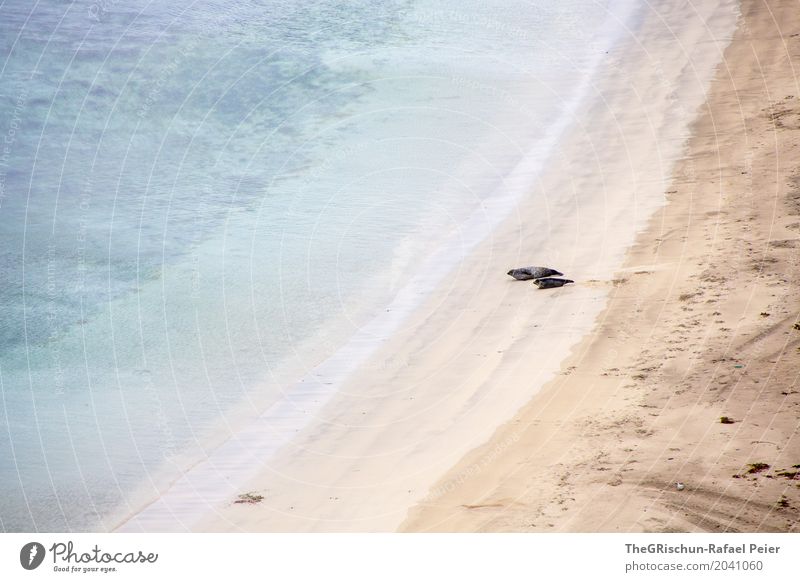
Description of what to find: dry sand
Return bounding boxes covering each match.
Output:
[403,0,800,532]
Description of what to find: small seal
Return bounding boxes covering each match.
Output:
[507,266,563,280]
[533,277,574,289]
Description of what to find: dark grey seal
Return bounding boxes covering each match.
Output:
[533,277,574,289]
[507,266,563,281]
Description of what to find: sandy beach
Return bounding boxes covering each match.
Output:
[403,0,800,532]
[116,0,800,533]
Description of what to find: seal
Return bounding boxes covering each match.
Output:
[507,266,563,280]
[533,277,574,289]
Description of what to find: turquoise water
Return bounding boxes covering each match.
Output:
[0,0,636,531]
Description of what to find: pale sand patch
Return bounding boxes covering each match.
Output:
[402,0,800,532]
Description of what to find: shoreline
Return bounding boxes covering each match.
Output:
[112,1,636,530]
[118,0,742,532]
[402,0,800,532]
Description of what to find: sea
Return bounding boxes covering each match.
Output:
[0,0,640,531]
